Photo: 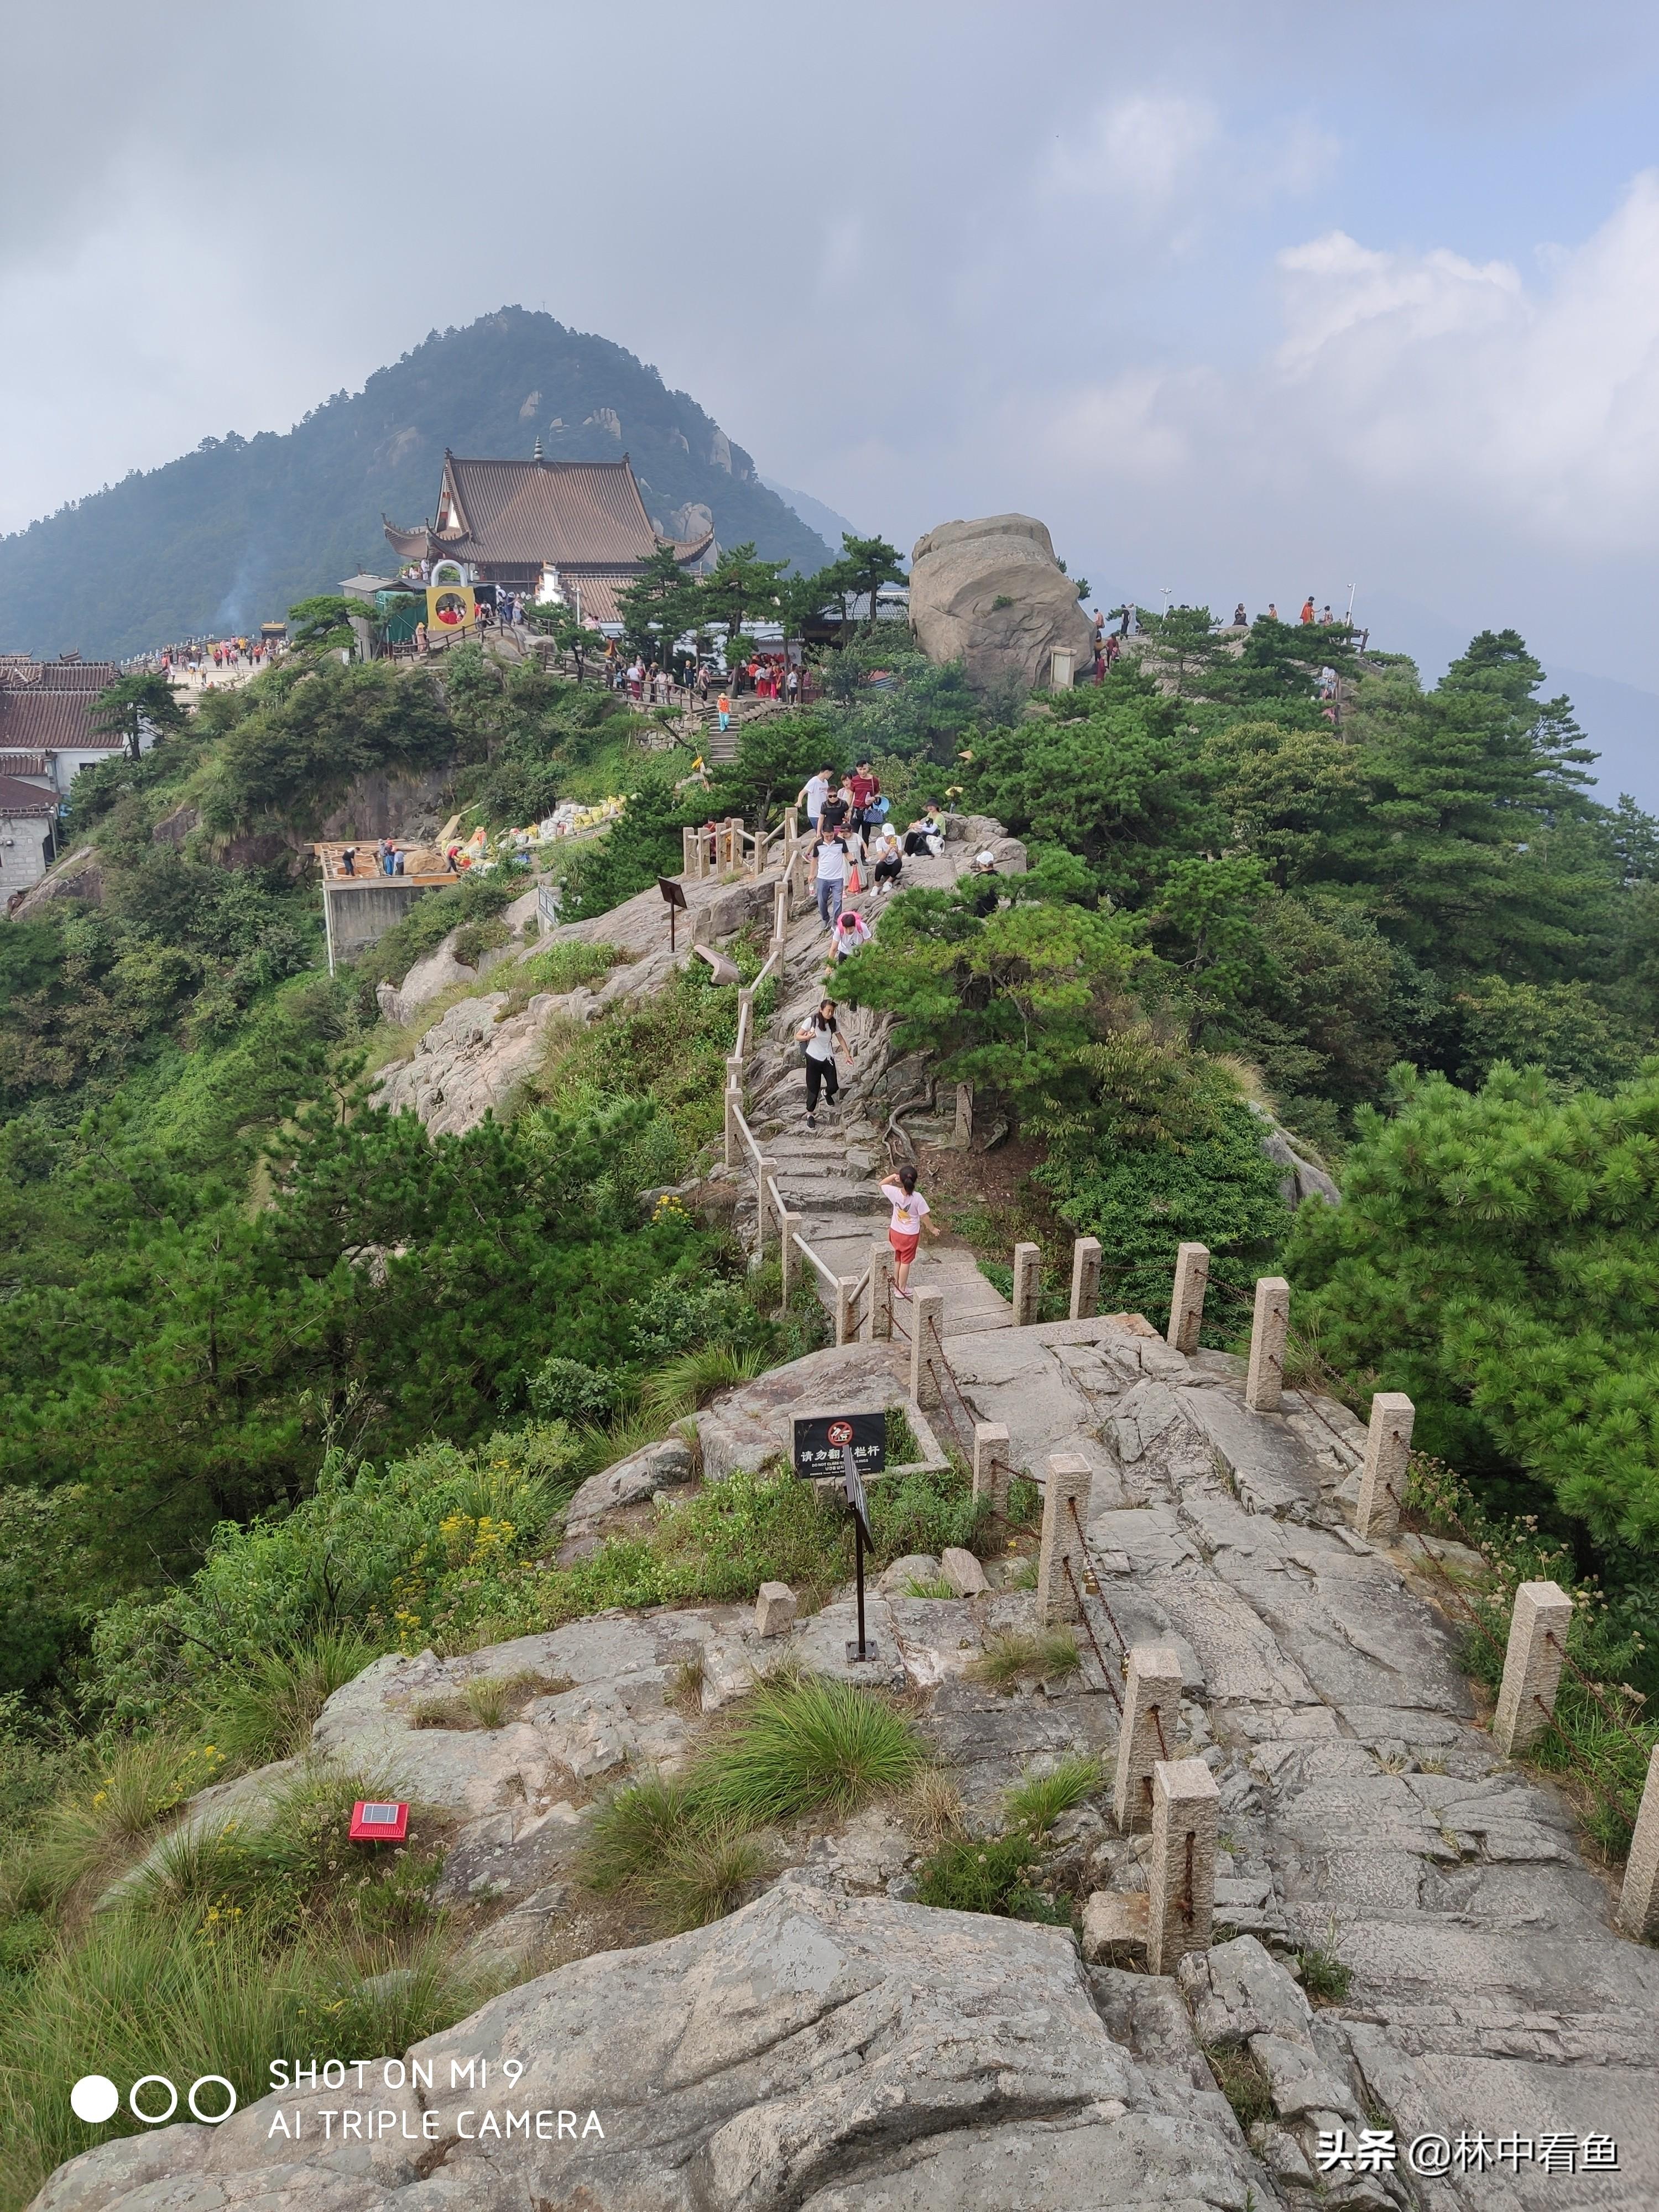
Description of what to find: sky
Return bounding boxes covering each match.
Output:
[7,0,1659,781]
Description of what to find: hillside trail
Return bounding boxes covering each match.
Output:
[735,839,1014,1338]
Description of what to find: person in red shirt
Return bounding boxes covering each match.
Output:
[846,758,881,859]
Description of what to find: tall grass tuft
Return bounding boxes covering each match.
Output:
[1004,1753,1101,1835]
[204,1628,378,1764]
[692,1671,924,1827]
[649,1818,771,1932]
[968,1629,1080,1693]
[0,1914,488,2212]
[577,1775,701,1895]
[29,1737,218,1908]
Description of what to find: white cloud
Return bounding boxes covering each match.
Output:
[1046,93,1220,208]
[1031,172,1659,563]
[1043,93,1337,232]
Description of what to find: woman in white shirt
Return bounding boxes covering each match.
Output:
[797,998,853,1128]
[879,1164,939,1296]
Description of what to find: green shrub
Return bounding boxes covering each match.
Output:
[451,916,510,968]
[914,1832,1039,1914]
[1296,1944,1352,2004]
[902,1576,958,1599]
[627,1276,759,1360]
[528,1357,619,1425]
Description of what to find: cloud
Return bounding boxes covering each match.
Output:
[1043,92,1337,234]
[1046,93,1220,209]
[1266,175,1659,549]
[1034,171,1659,566]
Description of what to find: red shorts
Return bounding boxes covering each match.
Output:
[889,1230,920,1262]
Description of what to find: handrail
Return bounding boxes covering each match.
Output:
[792,1230,840,1291]
[729,1098,761,1166]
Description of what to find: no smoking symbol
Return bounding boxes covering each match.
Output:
[827,1421,853,1447]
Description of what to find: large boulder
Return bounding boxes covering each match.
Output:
[909,514,1094,693]
[29,1880,1266,2212]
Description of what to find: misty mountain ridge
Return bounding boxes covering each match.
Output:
[0,309,836,661]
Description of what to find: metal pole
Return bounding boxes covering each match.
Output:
[854,1510,867,1659]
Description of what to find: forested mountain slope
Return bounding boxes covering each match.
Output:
[0,309,833,660]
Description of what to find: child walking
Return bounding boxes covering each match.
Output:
[879,1164,938,1296]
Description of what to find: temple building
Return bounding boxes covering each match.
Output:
[384,449,714,625]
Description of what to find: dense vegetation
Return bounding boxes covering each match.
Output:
[1,600,1657,2201]
[0,306,832,659]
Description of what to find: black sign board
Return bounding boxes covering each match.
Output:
[794,1414,886,1663]
[792,1412,886,1482]
[658,874,688,951]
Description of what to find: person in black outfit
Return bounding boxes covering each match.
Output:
[797,998,854,1127]
[970,851,999,917]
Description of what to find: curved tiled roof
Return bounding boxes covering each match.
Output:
[0,692,117,751]
[442,454,661,564]
[0,774,56,816]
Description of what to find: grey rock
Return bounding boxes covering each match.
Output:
[32,1881,1281,2212]
[939,1545,989,1597]
[755,1580,798,1636]
[559,1436,693,1553]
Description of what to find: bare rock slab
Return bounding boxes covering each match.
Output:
[32,1880,1279,2212]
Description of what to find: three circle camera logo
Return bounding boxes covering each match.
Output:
[71,2074,237,2127]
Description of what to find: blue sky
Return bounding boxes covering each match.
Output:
[4,1,1659,789]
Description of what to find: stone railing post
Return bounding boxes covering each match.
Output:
[1036,1452,1093,1628]
[680,826,695,877]
[1113,1644,1185,1833]
[773,878,789,946]
[751,822,765,879]
[1012,1241,1040,1328]
[1070,1235,1102,1321]
[1244,1275,1290,1412]
[973,1422,1011,1519]
[1146,1759,1219,1974]
[755,1157,775,1265]
[910,1287,944,1409]
[726,815,744,872]
[1355,1391,1415,1542]
[1492,1580,1573,1757]
[863,1241,893,1342]
[779,1208,802,1305]
[834,1277,859,1346]
[1618,1746,1659,1939]
[1167,1241,1210,1355]
[723,1082,739,1168]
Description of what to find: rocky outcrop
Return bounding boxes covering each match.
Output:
[557,1435,696,1562]
[373,987,596,1138]
[910,513,1094,693]
[34,1879,1268,2212]
[8,846,103,917]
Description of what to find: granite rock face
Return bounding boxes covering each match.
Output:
[909,513,1094,692]
[32,1881,1274,2212]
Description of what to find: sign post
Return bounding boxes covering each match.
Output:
[657,874,688,953]
[792,1411,886,1664]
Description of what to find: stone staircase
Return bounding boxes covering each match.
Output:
[732,847,1015,1341]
